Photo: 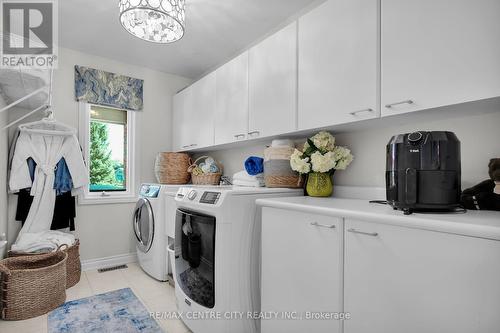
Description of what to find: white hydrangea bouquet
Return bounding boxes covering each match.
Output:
[290,131,353,196]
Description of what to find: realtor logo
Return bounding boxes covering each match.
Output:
[1,0,58,68]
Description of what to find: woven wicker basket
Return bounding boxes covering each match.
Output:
[0,251,67,320]
[188,156,222,185]
[264,146,304,188]
[155,152,191,184]
[8,239,81,288]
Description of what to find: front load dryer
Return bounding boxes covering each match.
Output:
[134,184,182,281]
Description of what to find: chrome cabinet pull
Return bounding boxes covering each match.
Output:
[182,143,197,149]
[385,100,414,108]
[234,134,245,139]
[248,130,260,136]
[311,222,336,229]
[349,108,374,116]
[347,228,378,237]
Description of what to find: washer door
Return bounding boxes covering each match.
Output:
[133,198,155,253]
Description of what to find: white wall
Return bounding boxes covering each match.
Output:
[6,47,191,261]
[208,98,500,190]
[0,95,8,257]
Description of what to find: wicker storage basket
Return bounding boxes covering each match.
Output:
[264,146,304,188]
[188,156,222,185]
[155,152,191,184]
[8,239,81,288]
[0,251,67,320]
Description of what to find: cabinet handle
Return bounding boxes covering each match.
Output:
[234,134,245,139]
[385,100,414,108]
[182,145,190,149]
[347,228,378,237]
[182,144,197,149]
[311,222,336,229]
[349,108,373,116]
[248,130,260,137]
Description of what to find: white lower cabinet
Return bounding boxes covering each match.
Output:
[344,219,500,333]
[261,207,342,333]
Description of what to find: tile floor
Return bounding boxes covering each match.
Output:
[0,263,191,333]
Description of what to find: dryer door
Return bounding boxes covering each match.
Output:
[133,198,155,253]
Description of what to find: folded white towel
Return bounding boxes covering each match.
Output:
[233,179,265,187]
[233,170,264,182]
[11,230,76,253]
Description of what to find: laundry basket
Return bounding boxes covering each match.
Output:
[8,239,81,288]
[0,251,67,320]
[188,156,222,185]
[154,152,191,184]
[263,146,304,188]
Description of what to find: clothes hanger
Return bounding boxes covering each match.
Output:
[19,106,76,136]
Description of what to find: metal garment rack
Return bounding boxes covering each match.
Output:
[1,68,54,130]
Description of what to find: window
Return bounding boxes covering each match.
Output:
[79,103,137,204]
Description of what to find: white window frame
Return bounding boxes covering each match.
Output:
[78,102,138,205]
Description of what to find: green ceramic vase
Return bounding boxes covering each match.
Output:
[306,172,333,197]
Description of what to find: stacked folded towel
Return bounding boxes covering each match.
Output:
[11,230,76,253]
[233,170,265,187]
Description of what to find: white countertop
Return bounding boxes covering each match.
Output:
[256,196,500,241]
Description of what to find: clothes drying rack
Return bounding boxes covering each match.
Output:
[1,68,55,130]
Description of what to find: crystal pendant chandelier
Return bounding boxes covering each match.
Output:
[119,0,185,43]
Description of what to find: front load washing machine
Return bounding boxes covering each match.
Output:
[173,186,303,333]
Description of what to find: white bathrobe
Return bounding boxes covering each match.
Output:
[9,129,88,236]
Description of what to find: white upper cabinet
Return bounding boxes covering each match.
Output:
[188,72,216,149]
[382,0,500,116]
[298,0,378,130]
[214,52,249,145]
[172,87,192,151]
[344,219,500,333]
[249,22,297,139]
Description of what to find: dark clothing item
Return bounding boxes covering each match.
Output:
[15,189,76,231]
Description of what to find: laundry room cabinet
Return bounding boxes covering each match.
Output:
[214,52,249,145]
[261,207,342,333]
[172,87,192,151]
[173,73,216,151]
[381,0,500,116]
[248,22,297,139]
[298,0,378,130]
[343,219,500,333]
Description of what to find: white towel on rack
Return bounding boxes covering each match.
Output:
[11,231,75,253]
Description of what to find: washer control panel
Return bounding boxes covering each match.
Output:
[140,184,160,198]
[188,190,198,201]
[199,191,221,204]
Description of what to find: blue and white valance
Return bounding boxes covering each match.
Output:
[74,65,144,111]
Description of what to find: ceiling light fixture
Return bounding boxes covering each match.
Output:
[119,0,185,43]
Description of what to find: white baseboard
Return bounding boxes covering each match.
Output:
[81,252,137,272]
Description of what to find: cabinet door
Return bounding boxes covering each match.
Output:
[190,72,216,148]
[344,219,500,333]
[172,87,192,151]
[298,0,378,130]
[261,208,342,333]
[249,22,297,138]
[382,0,500,116]
[215,52,249,145]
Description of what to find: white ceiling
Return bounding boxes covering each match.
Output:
[59,0,323,79]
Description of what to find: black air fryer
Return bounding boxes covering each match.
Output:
[386,131,461,214]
